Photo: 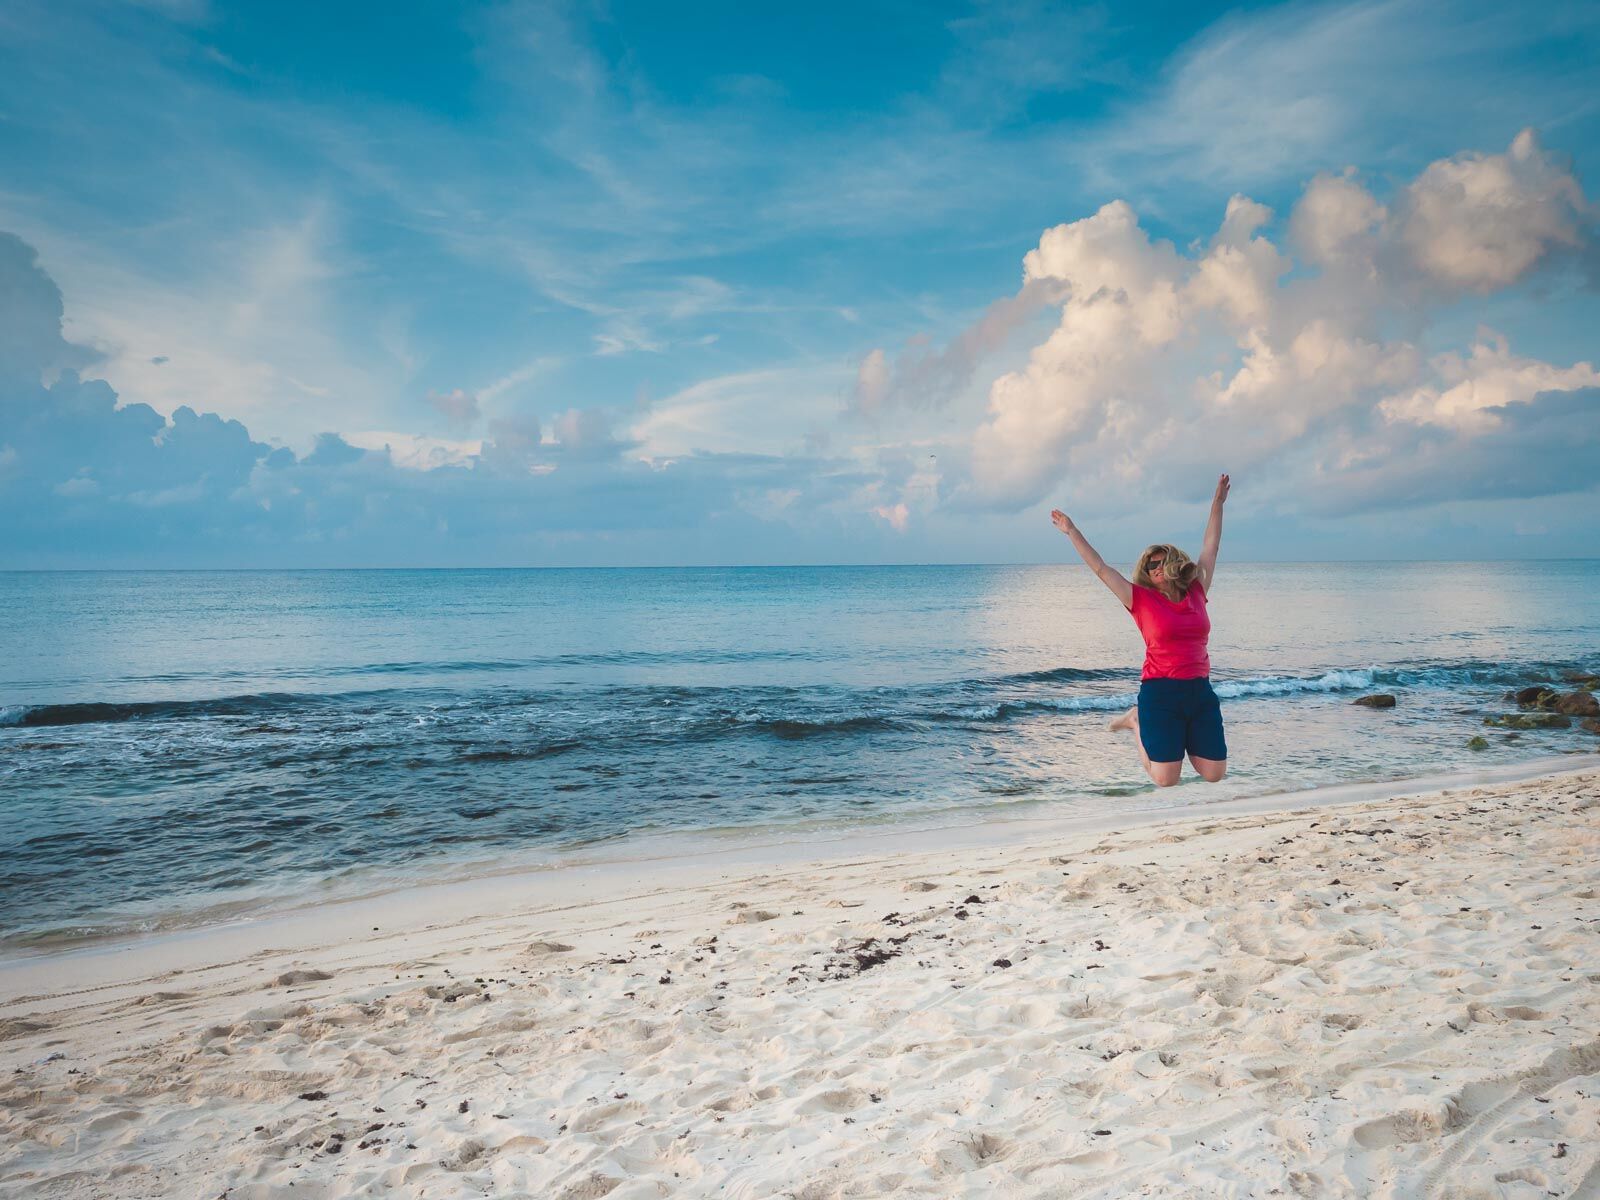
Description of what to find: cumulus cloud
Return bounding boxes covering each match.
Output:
[1397,129,1589,293]
[959,129,1596,514]
[968,199,1187,506]
[1378,334,1600,431]
[344,431,484,470]
[0,234,92,384]
[4,117,1597,566]
[1289,170,1386,272]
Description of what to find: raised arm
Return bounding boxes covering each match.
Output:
[1051,509,1134,609]
[1197,473,1229,592]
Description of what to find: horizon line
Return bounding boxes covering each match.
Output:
[3,557,1600,573]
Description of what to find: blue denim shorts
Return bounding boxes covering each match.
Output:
[1138,677,1227,764]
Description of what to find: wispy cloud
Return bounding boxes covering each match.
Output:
[631,366,848,459]
[1091,0,1600,195]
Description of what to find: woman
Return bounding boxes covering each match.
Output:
[1050,474,1230,787]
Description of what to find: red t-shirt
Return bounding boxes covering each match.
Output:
[1127,579,1211,680]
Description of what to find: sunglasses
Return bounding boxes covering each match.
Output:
[1146,557,1167,570]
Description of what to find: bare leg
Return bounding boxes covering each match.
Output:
[1189,754,1227,783]
[1112,705,1181,787]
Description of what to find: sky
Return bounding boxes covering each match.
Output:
[1,0,1597,568]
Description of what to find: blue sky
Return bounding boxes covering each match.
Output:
[1,0,1597,567]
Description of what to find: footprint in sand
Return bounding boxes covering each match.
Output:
[554,1171,624,1199]
[130,991,193,1007]
[525,940,575,955]
[800,1086,869,1114]
[1498,1005,1549,1021]
[440,1137,488,1171]
[0,1017,52,1041]
[1496,1167,1550,1187]
[273,969,333,987]
[1352,1102,1461,1149]
[1064,1148,1116,1168]
[926,1131,1016,1175]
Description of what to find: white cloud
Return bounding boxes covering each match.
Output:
[1398,129,1589,293]
[961,130,1595,512]
[594,326,665,357]
[1076,0,1600,199]
[477,358,557,408]
[871,502,909,532]
[53,474,99,497]
[3,205,398,448]
[1289,170,1387,271]
[631,366,848,459]
[344,431,484,470]
[1187,196,1291,331]
[969,201,1186,505]
[549,406,621,458]
[1379,333,1600,430]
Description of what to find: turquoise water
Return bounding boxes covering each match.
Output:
[1,562,1596,948]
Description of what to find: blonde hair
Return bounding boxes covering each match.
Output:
[1133,543,1199,601]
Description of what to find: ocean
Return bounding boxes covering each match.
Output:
[2,562,1596,952]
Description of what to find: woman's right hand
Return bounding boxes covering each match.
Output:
[1050,509,1074,535]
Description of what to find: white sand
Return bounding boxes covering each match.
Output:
[3,765,1598,1199]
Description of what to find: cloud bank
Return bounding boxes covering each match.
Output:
[0,234,871,567]
[2,129,1597,567]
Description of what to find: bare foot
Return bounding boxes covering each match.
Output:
[1108,705,1137,733]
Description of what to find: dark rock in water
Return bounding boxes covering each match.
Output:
[1466,735,1490,751]
[1514,686,1559,710]
[1554,691,1600,717]
[1581,718,1600,736]
[1560,669,1600,684]
[1353,694,1396,708]
[1484,713,1571,730]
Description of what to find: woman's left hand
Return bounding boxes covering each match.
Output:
[1213,473,1231,506]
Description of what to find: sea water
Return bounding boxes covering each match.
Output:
[2,562,1596,950]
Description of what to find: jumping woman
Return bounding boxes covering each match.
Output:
[1050,474,1231,788]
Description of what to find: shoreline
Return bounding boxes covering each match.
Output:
[3,752,1594,999]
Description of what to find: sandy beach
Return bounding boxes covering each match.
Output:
[3,763,1598,1199]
